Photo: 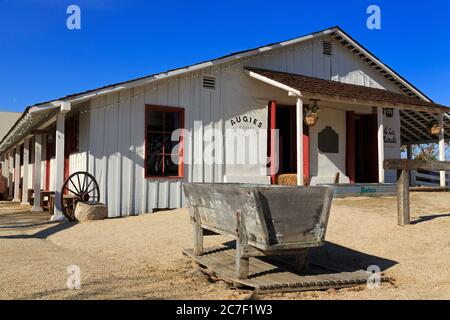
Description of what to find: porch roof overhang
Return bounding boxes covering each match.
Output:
[245,67,450,145]
[0,104,60,153]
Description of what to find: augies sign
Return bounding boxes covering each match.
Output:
[230,115,263,128]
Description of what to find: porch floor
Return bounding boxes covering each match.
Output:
[319,183,397,198]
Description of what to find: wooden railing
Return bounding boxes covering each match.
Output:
[384,159,450,226]
[411,170,450,187]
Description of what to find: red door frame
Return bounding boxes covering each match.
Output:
[268,101,310,184]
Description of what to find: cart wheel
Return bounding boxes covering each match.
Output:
[61,172,100,221]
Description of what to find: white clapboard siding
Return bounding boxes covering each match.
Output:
[74,34,405,217]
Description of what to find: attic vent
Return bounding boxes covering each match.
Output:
[323,41,333,56]
[202,76,216,90]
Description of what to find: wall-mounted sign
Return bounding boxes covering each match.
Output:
[384,126,397,144]
[318,126,339,154]
[229,115,263,129]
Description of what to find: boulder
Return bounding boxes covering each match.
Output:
[74,202,108,222]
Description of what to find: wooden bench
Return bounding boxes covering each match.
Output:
[183,183,334,279]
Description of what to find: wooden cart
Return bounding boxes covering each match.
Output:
[183,183,334,279]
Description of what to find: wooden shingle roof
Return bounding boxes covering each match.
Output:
[245,67,450,113]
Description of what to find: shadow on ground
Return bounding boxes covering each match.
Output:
[411,213,450,225]
[221,240,397,275]
[0,221,76,239]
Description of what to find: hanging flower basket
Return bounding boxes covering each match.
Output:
[430,124,441,135]
[304,113,319,126]
[304,100,320,127]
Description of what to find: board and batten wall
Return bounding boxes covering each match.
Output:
[66,35,402,216]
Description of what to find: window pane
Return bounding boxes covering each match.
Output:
[164,157,179,176]
[163,135,182,154]
[147,133,164,153]
[147,110,164,132]
[146,153,164,176]
[164,111,180,131]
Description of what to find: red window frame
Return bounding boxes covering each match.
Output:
[145,105,185,179]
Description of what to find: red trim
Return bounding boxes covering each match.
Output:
[303,124,310,182]
[268,101,277,184]
[346,111,356,183]
[144,104,185,179]
[45,159,50,191]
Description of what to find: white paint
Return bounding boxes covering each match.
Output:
[52,113,66,221]
[8,151,14,198]
[296,97,304,185]
[309,107,349,185]
[383,108,401,183]
[439,113,446,187]
[377,107,385,183]
[21,138,30,205]
[3,32,418,216]
[32,134,43,211]
[246,70,301,96]
[14,145,20,201]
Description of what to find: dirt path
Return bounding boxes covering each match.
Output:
[0,192,449,300]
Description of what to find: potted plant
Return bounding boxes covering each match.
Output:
[304,101,320,126]
[428,122,441,135]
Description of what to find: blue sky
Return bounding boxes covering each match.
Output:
[0,0,449,112]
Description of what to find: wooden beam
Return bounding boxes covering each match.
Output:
[192,205,203,256]
[400,122,425,142]
[30,129,52,135]
[384,159,450,171]
[235,210,249,280]
[397,169,410,226]
[401,111,431,141]
[301,92,449,114]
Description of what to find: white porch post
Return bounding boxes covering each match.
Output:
[52,103,70,221]
[32,134,43,211]
[21,138,30,205]
[14,145,21,202]
[296,97,304,186]
[8,151,14,199]
[377,107,385,183]
[438,113,446,187]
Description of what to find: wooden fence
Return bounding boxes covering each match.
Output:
[411,170,450,187]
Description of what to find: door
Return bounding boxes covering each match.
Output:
[353,114,379,183]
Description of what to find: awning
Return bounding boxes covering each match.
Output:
[245,67,450,144]
[0,106,59,153]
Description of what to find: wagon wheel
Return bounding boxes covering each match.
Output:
[61,172,100,221]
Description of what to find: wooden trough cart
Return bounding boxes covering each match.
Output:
[183,183,334,280]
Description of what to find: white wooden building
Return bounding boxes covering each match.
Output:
[1,26,449,219]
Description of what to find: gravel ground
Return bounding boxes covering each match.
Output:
[0,192,449,300]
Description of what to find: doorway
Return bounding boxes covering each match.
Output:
[347,112,379,183]
[268,102,309,184]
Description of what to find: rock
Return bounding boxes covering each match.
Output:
[74,202,108,222]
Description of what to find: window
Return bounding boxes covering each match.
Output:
[145,105,184,178]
